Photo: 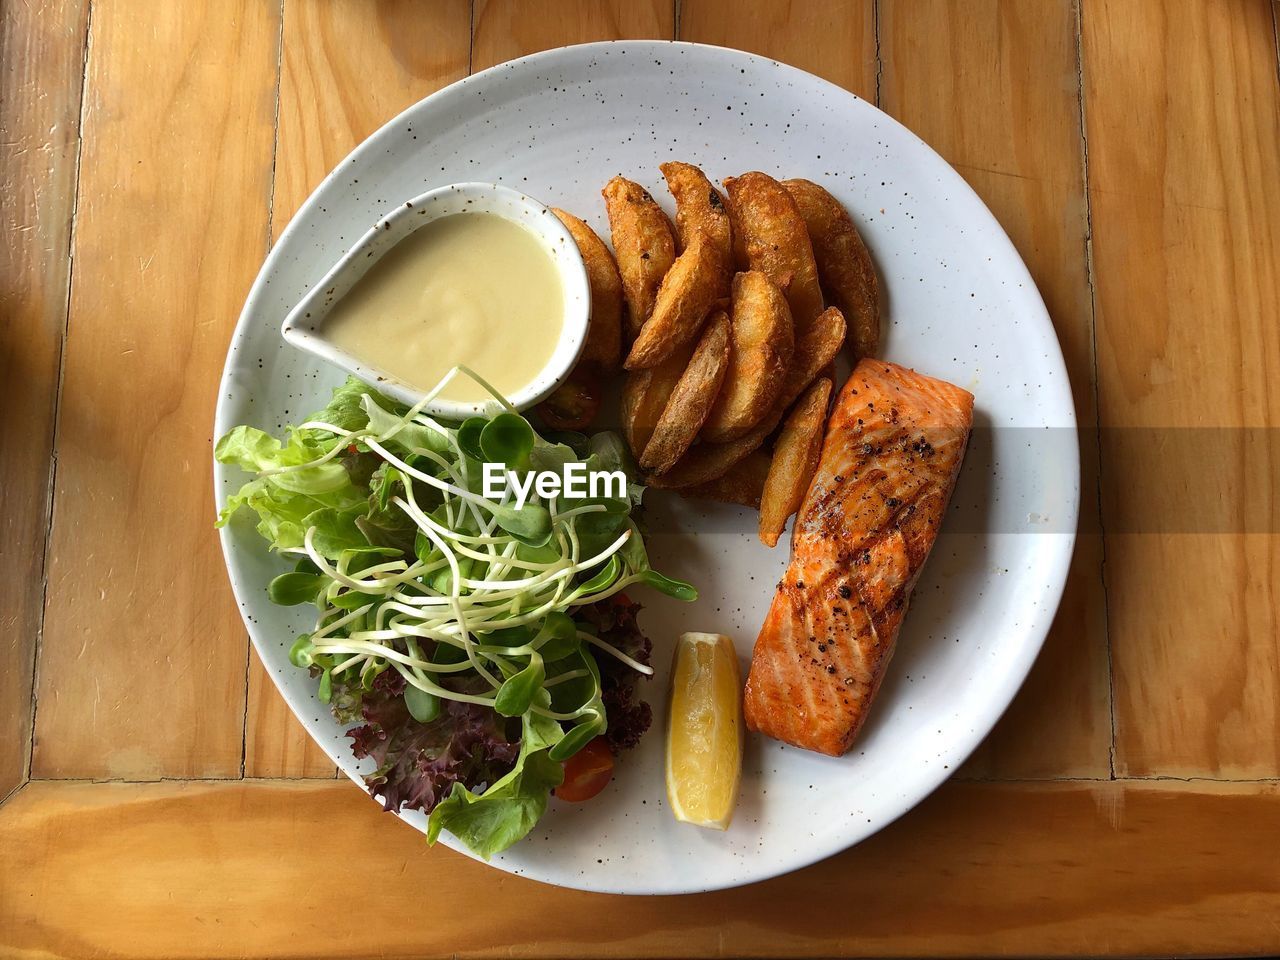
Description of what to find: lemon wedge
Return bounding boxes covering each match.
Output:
[665,631,743,829]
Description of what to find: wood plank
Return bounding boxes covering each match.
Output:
[271,0,472,237]
[1084,0,1280,776]
[245,0,472,779]
[31,0,282,779]
[470,0,675,73]
[0,0,90,801]
[678,0,875,100]
[3,778,1279,957]
[244,663,335,779]
[878,0,1109,778]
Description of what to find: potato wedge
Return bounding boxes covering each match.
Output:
[723,172,824,329]
[783,179,879,361]
[758,377,833,547]
[648,306,846,489]
[621,343,694,458]
[723,190,751,271]
[644,432,761,490]
[536,367,602,432]
[778,306,845,409]
[701,271,794,443]
[661,161,733,264]
[685,449,771,509]
[552,208,624,371]
[624,233,726,370]
[640,311,731,475]
[602,176,678,339]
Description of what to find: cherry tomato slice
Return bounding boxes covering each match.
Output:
[554,736,614,802]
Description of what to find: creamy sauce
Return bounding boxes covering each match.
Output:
[324,212,564,403]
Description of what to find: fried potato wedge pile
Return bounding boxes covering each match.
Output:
[541,162,882,545]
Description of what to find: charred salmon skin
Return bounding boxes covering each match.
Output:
[743,359,974,756]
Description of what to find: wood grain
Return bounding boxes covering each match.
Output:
[31,0,282,779]
[271,0,472,237]
[245,0,472,779]
[879,0,1109,778]
[1084,0,1280,776]
[679,0,875,100]
[471,0,675,73]
[0,0,89,802]
[3,777,1279,957]
[244,663,335,779]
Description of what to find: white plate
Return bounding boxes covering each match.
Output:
[215,41,1078,895]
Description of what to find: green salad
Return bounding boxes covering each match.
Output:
[216,371,694,857]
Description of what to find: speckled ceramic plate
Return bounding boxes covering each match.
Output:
[215,41,1078,894]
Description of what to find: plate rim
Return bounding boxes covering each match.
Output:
[214,38,1080,895]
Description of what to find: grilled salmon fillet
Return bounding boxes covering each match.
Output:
[743,359,974,756]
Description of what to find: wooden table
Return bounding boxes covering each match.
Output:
[3,0,1279,956]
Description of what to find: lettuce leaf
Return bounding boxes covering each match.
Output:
[360,393,449,455]
[426,750,563,859]
[215,380,382,552]
[426,695,566,859]
[314,376,378,432]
